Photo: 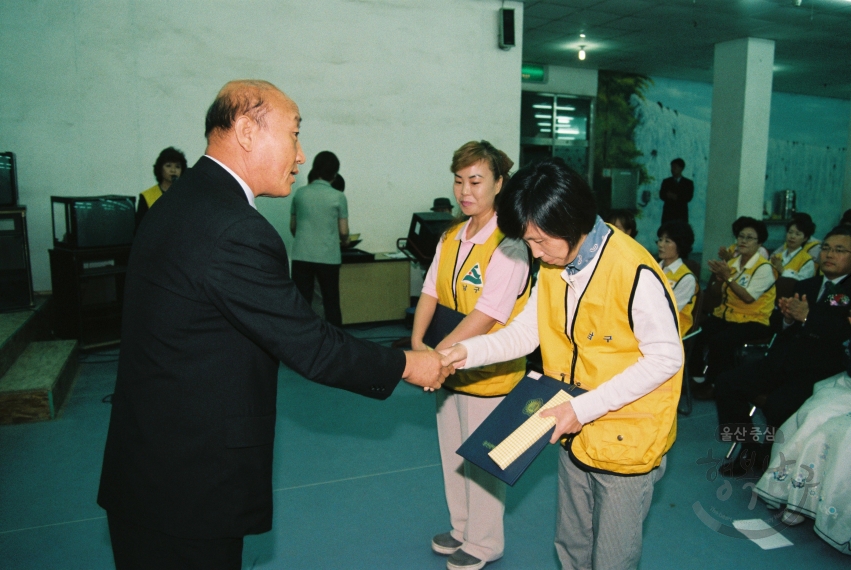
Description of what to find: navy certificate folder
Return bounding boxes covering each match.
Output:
[423,303,465,348]
[456,373,586,486]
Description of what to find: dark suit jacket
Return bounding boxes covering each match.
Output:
[98,157,406,539]
[767,274,851,380]
[659,176,694,223]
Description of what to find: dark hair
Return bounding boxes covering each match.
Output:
[657,221,695,260]
[786,212,815,240]
[497,157,597,248]
[308,151,340,182]
[331,174,345,192]
[824,225,851,241]
[840,209,851,227]
[153,147,188,183]
[731,216,768,244]
[671,158,685,169]
[605,209,637,238]
[204,80,275,139]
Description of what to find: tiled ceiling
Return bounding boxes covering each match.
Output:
[521,0,851,100]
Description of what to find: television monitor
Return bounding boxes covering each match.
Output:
[0,152,18,207]
[52,195,136,249]
[404,212,454,265]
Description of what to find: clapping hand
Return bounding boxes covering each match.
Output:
[402,350,453,392]
[717,246,733,262]
[707,259,732,280]
[779,293,809,324]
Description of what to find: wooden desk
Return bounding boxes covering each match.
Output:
[340,252,411,325]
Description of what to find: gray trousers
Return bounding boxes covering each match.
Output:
[436,390,507,562]
[555,449,667,570]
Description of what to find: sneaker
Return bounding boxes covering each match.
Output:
[432,532,462,555]
[447,550,486,570]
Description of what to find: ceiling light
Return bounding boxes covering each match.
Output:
[580,33,586,38]
[578,45,586,60]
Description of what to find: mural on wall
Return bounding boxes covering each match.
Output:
[594,72,848,257]
[593,71,652,194]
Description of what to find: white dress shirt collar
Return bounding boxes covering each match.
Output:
[204,155,256,209]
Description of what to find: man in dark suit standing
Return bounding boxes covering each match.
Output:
[715,225,851,477]
[659,158,694,224]
[97,80,450,569]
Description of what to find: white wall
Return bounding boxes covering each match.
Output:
[0,0,523,291]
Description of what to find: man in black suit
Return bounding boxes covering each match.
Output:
[97,80,451,569]
[715,225,851,477]
[659,158,694,223]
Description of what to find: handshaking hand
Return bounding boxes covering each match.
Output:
[438,344,468,369]
[539,401,583,444]
[403,350,454,391]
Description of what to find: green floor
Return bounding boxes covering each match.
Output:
[0,323,847,569]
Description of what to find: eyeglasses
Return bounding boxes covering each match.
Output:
[821,246,851,255]
[736,234,758,242]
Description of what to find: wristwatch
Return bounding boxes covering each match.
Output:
[726,276,734,284]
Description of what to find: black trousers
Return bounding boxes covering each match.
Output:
[691,315,772,384]
[291,260,342,327]
[714,356,835,430]
[107,512,243,570]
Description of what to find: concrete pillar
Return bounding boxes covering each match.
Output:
[703,38,775,275]
[843,99,851,212]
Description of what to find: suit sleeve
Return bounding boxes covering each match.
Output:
[796,279,851,345]
[203,215,406,399]
[683,178,694,203]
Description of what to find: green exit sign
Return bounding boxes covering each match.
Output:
[522,64,547,83]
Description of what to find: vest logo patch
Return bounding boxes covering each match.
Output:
[462,263,483,286]
[523,398,543,417]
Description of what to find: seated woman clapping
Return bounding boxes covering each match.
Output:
[656,221,698,337]
[769,213,817,280]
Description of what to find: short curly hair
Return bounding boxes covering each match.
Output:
[732,216,768,244]
[153,147,188,183]
[657,220,695,260]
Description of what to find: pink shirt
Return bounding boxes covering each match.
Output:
[422,215,530,324]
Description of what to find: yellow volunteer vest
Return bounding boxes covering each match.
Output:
[712,255,775,325]
[775,245,814,276]
[537,228,682,475]
[140,184,163,209]
[435,222,530,396]
[663,261,697,337]
[804,239,820,256]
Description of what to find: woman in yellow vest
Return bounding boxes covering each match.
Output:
[695,217,776,399]
[439,158,683,570]
[136,147,187,227]
[717,216,770,262]
[656,221,698,337]
[769,213,816,280]
[410,141,531,570]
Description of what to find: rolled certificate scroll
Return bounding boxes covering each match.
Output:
[487,390,573,470]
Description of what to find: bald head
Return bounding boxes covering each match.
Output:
[205,80,291,140]
[204,80,304,199]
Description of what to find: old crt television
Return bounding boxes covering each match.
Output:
[0,152,18,207]
[405,212,454,264]
[52,195,136,248]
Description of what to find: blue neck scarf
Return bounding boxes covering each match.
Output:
[565,216,609,275]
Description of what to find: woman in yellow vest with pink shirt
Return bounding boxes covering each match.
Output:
[411,141,531,570]
[440,158,683,570]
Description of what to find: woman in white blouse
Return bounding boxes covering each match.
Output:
[770,213,817,280]
[657,221,698,337]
